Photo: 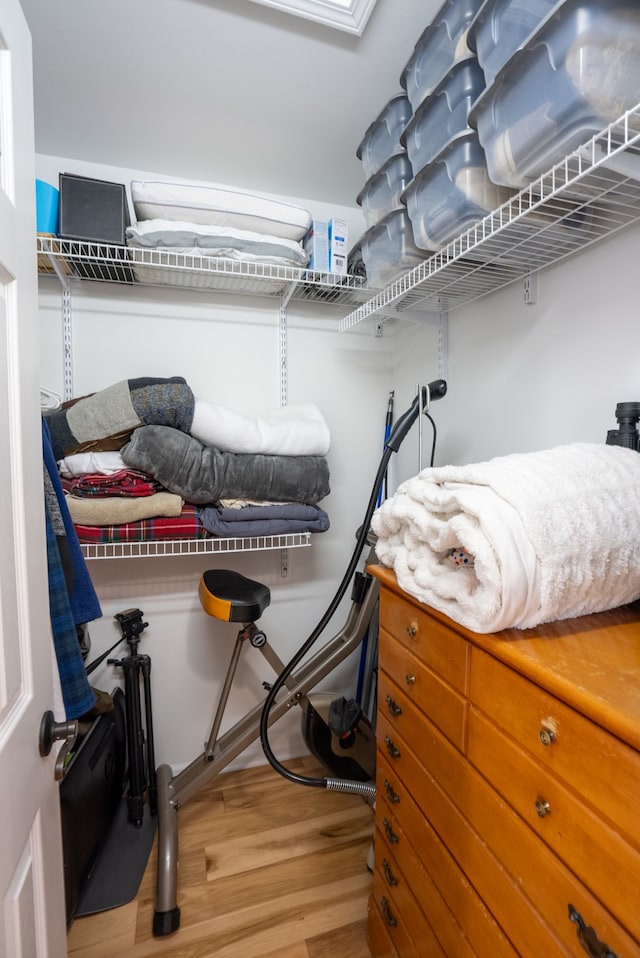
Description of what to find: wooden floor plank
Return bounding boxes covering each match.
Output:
[306,919,372,958]
[66,760,374,958]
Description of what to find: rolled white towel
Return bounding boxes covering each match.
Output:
[373,442,640,632]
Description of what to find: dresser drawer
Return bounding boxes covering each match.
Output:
[379,639,468,749]
[376,705,639,957]
[371,863,445,958]
[467,705,640,942]
[376,755,518,958]
[375,812,477,958]
[379,588,469,692]
[469,647,640,845]
[368,896,401,958]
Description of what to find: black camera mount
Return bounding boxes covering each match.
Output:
[108,608,156,826]
[606,401,640,451]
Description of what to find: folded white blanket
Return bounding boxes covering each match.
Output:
[190,399,331,456]
[373,442,640,632]
[58,450,127,477]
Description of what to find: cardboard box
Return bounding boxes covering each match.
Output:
[303,219,329,273]
[329,218,349,275]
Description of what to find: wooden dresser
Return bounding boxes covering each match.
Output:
[368,565,640,958]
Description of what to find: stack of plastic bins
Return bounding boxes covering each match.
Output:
[469,0,640,188]
[402,57,486,176]
[400,0,486,111]
[402,129,516,250]
[356,153,414,230]
[467,0,558,87]
[356,94,413,182]
[355,94,427,286]
[361,207,433,289]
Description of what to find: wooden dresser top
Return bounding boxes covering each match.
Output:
[370,565,640,751]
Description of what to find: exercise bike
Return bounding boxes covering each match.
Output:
[153,380,447,936]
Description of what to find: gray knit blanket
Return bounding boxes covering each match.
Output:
[122,425,331,505]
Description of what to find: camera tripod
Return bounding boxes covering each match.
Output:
[108,609,157,826]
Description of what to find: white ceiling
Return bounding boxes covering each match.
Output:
[20,0,441,207]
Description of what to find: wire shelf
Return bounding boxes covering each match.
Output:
[36,236,375,309]
[339,104,640,331]
[80,532,312,560]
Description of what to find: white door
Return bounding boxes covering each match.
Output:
[0,2,68,956]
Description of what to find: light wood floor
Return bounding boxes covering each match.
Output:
[66,756,375,958]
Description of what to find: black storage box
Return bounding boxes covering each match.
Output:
[58,173,135,282]
[59,173,131,244]
[60,689,127,923]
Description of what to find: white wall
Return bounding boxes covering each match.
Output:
[427,225,640,469]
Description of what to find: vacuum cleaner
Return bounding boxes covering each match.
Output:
[259,379,447,797]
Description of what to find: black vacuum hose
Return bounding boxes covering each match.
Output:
[259,380,447,791]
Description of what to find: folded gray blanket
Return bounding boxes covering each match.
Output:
[197,502,330,536]
[122,425,331,505]
[45,377,195,459]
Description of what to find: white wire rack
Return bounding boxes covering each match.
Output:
[80,531,311,560]
[339,104,640,332]
[36,236,375,310]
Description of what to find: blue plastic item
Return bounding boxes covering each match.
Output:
[35,179,60,234]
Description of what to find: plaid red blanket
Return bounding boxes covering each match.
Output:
[63,469,161,498]
[74,503,207,543]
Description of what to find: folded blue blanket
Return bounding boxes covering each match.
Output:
[197,502,330,536]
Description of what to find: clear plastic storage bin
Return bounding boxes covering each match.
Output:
[356,95,413,181]
[467,0,556,87]
[402,58,486,176]
[402,130,515,249]
[400,0,485,111]
[356,153,414,230]
[361,208,433,288]
[469,0,640,188]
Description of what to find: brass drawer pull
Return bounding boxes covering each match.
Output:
[383,818,399,844]
[384,779,400,804]
[382,859,399,887]
[385,694,402,717]
[535,798,551,818]
[384,735,401,760]
[539,727,557,746]
[406,620,418,638]
[568,904,618,958]
[405,673,416,685]
[381,896,397,927]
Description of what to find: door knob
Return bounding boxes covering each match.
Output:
[39,710,78,781]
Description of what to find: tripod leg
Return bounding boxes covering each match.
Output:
[141,655,158,815]
[122,657,146,826]
[153,763,181,936]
